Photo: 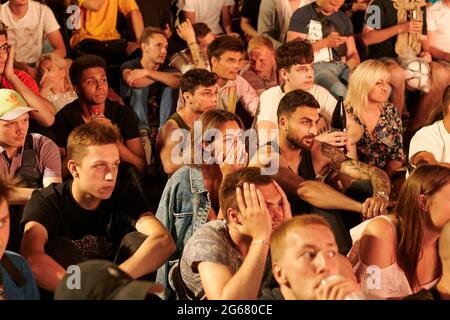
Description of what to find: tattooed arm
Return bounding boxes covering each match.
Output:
[176,19,208,70]
[319,142,390,219]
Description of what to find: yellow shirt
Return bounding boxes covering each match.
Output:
[70,0,139,47]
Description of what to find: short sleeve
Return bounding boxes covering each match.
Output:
[14,70,40,95]
[342,13,353,35]
[120,180,151,222]
[364,0,386,30]
[35,135,62,180]
[256,88,281,124]
[118,0,139,16]
[408,126,439,162]
[288,8,309,34]
[184,226,230,272]
[43,5,61,35]
[21,189,58,237]
[116,104,140,140]
[241,0,252,18]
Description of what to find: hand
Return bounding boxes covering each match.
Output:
[176,20,196,44]
[92,114,113,127]
[317,116,330,135]
[361,196,388,220]
[3,44,15,79]
[315,131,348,148]
[126,41,140,55]
[315,275,361,300]
[400,20,422,34]
[235,182,272,240]
[227,32,241,38]
[419,51,432,63]
[272,180,292,222]
[218,139,248,177]
[326,32,347,48]
[126,69,150,87]
[39,74,54,92]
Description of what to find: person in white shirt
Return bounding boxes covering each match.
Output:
[180,0,238,37]
[256,39,341,146]
[409,85,450,168]
[0,0,66,66]
[427,0,450,65]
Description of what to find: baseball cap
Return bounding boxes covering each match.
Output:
[0,89,33,121]
[54,260,162,300]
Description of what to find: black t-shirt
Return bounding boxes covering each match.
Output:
[21,179,150,257]
[365,0,427,59]
[136,0,172,29]
[289,3,353,60]
[241,0,261,29]
[52,98,140,149]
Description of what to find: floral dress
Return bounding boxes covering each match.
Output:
[347,102,404,169]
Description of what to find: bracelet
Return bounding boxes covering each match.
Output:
[252,239,270,247]
[188,41,198,46]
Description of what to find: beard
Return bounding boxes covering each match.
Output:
[286,132,315,150]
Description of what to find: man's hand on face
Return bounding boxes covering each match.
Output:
[235,183,272,241]
[272,180,292,222]
[315,275,361,300]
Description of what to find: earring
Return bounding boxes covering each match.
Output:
[74,172,79,178]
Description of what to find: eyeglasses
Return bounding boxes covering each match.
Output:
[0,43,10,54]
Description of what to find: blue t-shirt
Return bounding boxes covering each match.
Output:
[0,251,40,300]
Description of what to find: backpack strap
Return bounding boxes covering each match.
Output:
[0,254,27,288]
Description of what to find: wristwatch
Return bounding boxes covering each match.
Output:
[374,191,389,201]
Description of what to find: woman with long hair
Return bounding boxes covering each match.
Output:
[155,109,246,298]
[345,59,404,178]
[348,164,450,299]
[36,53,78,112]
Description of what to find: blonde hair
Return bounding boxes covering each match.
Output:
[36,53,73,92]
[344,59,391,120]
[270,215,332,263]
[247,36,275,53]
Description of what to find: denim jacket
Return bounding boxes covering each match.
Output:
[155,166,211,298]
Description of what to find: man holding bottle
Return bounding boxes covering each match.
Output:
[250,90,391,254]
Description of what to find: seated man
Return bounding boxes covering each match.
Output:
[0,0,66,68]
[0,20,55,130]
[427,0,450,65]
[287,0,361,99]
[52,54,146,173]
[180,0,237,37]
[261,215,361,300]
[241,36,280,96]
[156,69,218,175]
[0,89,61,252]
[258,0,313,49]
[205,36,259,118]
[121,27,181,162]
[20,121,175,293]
[0,177,40,300]
[177,167,292,300]
[251,90,391,254]
[256,39,337,145]
[409,85,450,168]
[362,0,450,130]
[70,0,143,66]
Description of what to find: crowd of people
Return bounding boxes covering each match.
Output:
[0,0,450,301]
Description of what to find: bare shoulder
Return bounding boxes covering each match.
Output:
[360,216,397,267]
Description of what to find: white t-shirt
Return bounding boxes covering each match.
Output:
[0,1,60,64]
[182,0,235,35]
[257,84,337,125]
[409,120,450,165]
[427,0,450,54]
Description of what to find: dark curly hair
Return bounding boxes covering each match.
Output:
[180,69,218,94]
[69,54,107,87]
[207,36,244,63]
[277,89,320,120]
[276,39,314,71]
